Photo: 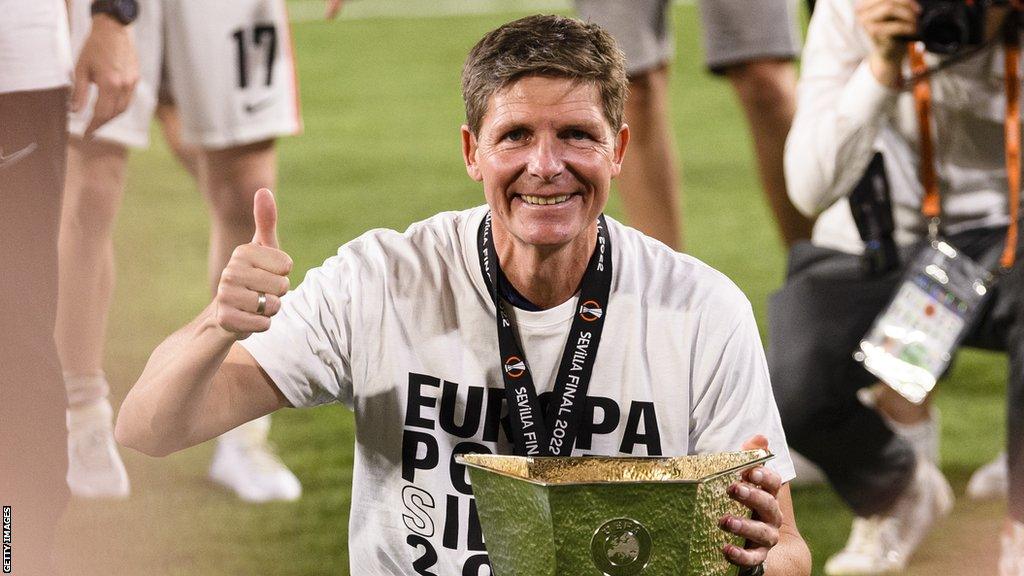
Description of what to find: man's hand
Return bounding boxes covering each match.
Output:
[720,435,784,569]
[855,0,921,87]
[214,189,293,340]
[325,0,345,20]
[72,14,140,138]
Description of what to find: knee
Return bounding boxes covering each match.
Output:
[725,60,796,113]
[206,180,257,230]
[624,67,669,122]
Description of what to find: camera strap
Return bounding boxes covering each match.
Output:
[859,30,1023,403]
[908,24,1021,272]
[477,212,612,457]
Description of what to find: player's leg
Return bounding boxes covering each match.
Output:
[720,60,813,248]
[155,103,297,503]
[199,141,301,502]
[154,91,201,180]
[617,65,682,250]
[699,0,813,249]
[574,0,682,250]
[154,104,298,503]
[56,0,161,499]
[163,0,302,502]
[57,140,127,378]
[0,86,71,576]
[56,138,131,498]
[199,141,276,294]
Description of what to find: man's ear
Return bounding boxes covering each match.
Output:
[610,123,630,178]
[461,125,483,182]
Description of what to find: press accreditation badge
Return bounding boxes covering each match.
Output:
[856,241,992,404]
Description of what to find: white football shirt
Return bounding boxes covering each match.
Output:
[242,206,795,576]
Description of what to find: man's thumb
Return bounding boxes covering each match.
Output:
[741,434,769,452]
[252,188,279,248]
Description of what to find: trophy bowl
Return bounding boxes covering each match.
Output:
[457,449,772,576]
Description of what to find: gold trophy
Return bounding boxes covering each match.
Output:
[457,450,771,576]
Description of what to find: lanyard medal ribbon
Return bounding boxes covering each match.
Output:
[478,212,612,456]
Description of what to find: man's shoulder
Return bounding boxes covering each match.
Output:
[316,207,485,288]
[608,217,752,314]
[337,206,484,258]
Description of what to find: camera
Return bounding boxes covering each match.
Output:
[914,0,1008,54]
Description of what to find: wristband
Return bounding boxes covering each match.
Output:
[738,564,765,576]
[91,0,139,25]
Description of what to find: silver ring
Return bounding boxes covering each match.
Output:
[256,292,267,316]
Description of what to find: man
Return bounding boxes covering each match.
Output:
[0,0,136,572]
[573,0,813,250]
[774,0,1024,573]
[115,15,811,575]
[58,0,335,501]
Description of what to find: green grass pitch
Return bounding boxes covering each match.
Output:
[54,2,1009,574]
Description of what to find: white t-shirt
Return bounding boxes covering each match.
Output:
[0,0,73,94]
[242,206,795,576]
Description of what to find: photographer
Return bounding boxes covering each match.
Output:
[773,0,1024,573]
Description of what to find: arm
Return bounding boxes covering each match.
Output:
[72,11,140,137]
[115,307,288,457]
[115,189,293,457]
[686,294,808,573]
[783,0,916,217]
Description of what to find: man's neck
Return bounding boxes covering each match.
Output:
[492,223,598,310]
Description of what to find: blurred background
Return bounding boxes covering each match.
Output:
[53,0,1008,573]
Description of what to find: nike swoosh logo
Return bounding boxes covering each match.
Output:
[244,97,276,114]
[0,142,38,172]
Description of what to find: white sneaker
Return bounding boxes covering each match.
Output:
[66,399,130,499]
[1001,521,1024,576]
[966,452,1008,501]
[824,459,954,575]
[209,418,301,503]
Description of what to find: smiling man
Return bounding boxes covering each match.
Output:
[115,14,810,575]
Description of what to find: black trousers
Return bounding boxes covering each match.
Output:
[769,228,1024,521]
[0,88,70,576]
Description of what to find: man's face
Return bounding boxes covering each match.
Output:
[462,76,628,250]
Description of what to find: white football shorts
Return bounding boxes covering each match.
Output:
[69,0,301,149]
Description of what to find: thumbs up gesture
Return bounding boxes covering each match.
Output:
[214,188,293,339]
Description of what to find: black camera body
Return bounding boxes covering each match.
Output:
[915,0,1005,54]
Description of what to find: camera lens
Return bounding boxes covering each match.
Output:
[919,2,970,54]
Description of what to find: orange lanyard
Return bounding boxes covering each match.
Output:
[908,22,1021,271]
